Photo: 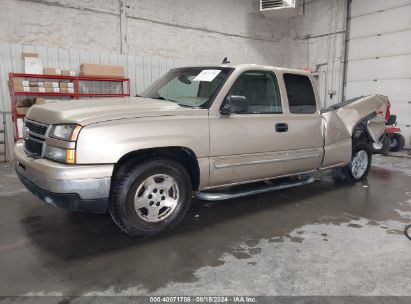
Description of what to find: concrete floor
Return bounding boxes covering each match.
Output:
[0,153,410,296]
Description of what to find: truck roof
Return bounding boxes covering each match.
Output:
[179,63,311,75]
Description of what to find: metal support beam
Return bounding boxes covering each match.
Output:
[119,0,128,55]
[341,0,352,101]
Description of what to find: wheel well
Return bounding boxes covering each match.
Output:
[352,116,373,144]
[113,147,200,191]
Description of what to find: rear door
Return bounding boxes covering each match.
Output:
[280,73,323,175]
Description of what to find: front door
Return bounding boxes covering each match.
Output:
[209,70,289,187]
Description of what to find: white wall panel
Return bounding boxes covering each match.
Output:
[0,0,283,67]
[389,102,411,149]
[346,0,411,148]
[0,0,121,54]
[349,5,411,39]
[124,0,281,42]
[346,54,411,81]
[345,79,411,103]
[348,30,411,60]
[390,103,411,128]
[351,0,411,17]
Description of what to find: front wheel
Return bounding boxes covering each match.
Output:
[333,141,372,182]
[109,158,192,237]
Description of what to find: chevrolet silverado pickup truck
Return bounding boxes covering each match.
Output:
[15,64,389,237]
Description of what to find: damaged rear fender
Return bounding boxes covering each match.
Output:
[333,95,389,142]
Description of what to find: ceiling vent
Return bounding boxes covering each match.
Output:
[260,0,299,18]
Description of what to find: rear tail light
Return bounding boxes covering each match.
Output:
[385,101,391,122]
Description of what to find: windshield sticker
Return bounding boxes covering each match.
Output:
[193,69,221,82]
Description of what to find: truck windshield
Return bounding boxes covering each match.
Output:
[141,67,233,108]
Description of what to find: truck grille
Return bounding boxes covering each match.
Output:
[23,119,49,157]
[25,120,48,135]
[24,137,44,156]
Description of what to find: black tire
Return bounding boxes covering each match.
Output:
[333,141,372,182]
[109,158,192,237]
[372,136,391,154]
[389,133,405,152]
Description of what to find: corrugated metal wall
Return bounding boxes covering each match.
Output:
[0,42,193,163]
[345,0,411,148]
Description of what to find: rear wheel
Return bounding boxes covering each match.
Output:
[389,133,405,152]
[333,141,372,182]
[109,158,192,237]
[372,136,390,154]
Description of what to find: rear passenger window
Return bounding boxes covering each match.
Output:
[283,74,316,114]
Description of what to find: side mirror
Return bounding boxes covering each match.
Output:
[220,95,249,115]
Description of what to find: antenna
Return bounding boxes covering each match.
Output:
[222,57,230,64]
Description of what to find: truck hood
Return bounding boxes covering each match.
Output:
[26,97,195,125]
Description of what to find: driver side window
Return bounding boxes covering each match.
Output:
[227,71,282,114]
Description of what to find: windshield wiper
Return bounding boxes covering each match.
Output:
[154,96,179,103]
[152,96,193,108]
[176,103,193,108]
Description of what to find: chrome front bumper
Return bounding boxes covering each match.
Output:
[15,143,114,213]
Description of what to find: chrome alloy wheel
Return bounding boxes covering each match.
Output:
[134,174,179,222]
[350,150,368,179]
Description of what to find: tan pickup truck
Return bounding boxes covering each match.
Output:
[15,64,389,236]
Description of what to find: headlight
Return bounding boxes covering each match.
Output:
[49,124,82,141]
[45,146,76,164]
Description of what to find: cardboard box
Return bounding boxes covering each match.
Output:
[35,98,46,105]
[62,70,76,76]
[80,64,125,78]
[45,87,60,93]
[21,53,38,59]
[59,82,74,89]
[13,79,30,87]
[35,98,55,105]
[43,68,62,76]
[44,81,59,88]
[16,107,30,115]
[30,87,46,93]
[14,86,30,93]
[29,81,45,87]
[60,88,75,94]
[22,53,43,74]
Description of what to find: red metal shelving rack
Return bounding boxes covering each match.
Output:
[9,72,131,140]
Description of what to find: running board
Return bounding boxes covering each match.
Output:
[195,176,315,201]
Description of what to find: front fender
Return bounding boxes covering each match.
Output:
[75,114,209,164]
